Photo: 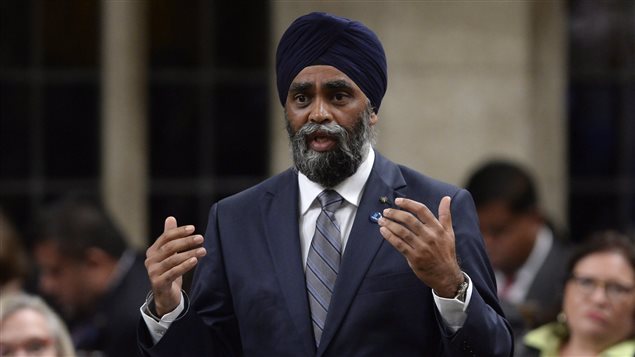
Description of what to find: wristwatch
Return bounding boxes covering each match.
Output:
[454,273,469,302]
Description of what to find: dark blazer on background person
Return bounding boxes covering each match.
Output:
[76,253,150,357]
[138,153,512,356]
[523,236,571,324]
[499,236,572,345]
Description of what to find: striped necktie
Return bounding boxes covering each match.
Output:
[306,189,344,347]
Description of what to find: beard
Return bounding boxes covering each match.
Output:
[286,105,376,188]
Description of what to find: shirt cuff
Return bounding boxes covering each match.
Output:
[140,292,185,344]
[432,272,473,332]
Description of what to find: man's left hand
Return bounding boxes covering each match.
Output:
[378,196,463,298]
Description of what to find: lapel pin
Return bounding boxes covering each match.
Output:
[369,211,382,223]
[379,196,390,205]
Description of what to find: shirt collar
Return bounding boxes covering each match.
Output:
[299,146,375,215]
[515,225,554,282]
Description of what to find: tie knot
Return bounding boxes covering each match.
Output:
[317,190,344,213]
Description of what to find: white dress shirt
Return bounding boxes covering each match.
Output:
[496,225,554,304]
[141,146,472,343]
[297,145,375,267]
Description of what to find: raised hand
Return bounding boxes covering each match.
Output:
[145,216,207,316]
[378,196,463,297]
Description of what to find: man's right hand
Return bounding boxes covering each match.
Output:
[145,216,207,317]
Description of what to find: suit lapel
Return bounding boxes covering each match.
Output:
[317,154,407,354]
[262,170,316,355]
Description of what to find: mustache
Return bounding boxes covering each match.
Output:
[294,122,349,141]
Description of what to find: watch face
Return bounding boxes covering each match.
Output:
[455,275,468,301]
[457,283,467,295]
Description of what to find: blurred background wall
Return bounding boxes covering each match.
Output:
[1,0,633,249]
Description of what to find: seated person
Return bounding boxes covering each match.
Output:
[465,160,571,339]
[32,195,150,357]
[518,230,635,356]
[0,292,76,357]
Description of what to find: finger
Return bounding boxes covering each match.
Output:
[378,216,417,250]
[160,247,207,273]
[379,225,414,255]
[154,256,201,290]
[394,198,438,227]
[164,216,177,232]
[155,224,196,247]
[147,233,201,264]
[382,204,435,243]
[381,206,422,234]
[147,216,196,259]
[156,234,204,260]
[148,247,207,282]
[438,196,453,232]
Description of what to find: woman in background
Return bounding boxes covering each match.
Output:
[520,230,635,356]
[0,293,76,357]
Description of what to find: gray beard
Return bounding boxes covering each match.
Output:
[286,107,376,188]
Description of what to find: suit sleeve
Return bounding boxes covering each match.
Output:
[436,188,514,357]
[138,203,242,357]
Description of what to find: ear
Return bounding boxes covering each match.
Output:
[369,112,379,126]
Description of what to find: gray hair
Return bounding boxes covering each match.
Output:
[0,292,76,357]
[285,101,377,188]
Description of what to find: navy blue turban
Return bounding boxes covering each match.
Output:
[276,12,388,113]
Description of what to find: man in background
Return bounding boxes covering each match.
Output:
[33,195,149,357]
[465,160,571,340]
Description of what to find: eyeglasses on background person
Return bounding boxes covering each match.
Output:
[568,274,635,303]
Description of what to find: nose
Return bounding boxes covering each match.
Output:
[308,97,332,124]
[15,350,30,357]
[589,283,610,304]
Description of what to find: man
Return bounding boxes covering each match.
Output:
[33,195,150,357]
[139,12,512,356]
[465,160,571,341]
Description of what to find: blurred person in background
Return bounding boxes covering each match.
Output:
[518,230,635,356]
[465,160,572,340]
[0,292,76,357]
[32,195,149,357]
[0,208,30,295]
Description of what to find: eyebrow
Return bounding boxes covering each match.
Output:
[288,82,313,94]
[288,79,355,94]
[324,79,354,90]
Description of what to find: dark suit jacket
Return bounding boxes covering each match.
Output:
[138,153,512,356]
